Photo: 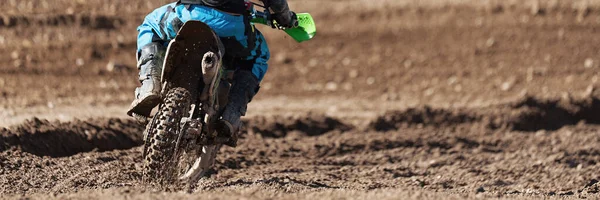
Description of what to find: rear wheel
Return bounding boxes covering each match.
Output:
[143,87,191,183]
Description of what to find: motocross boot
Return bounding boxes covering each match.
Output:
[127,42,166,118]
[216,70,259,147]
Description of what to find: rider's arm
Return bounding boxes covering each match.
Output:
[260,0,291,15]
[260,0,296,28]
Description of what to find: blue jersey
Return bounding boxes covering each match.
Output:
[137,2,270,81]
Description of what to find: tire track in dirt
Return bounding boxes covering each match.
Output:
[50,161,115,193]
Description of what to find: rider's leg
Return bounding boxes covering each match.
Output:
[217,69,259,139]
[127,42,166,117]
[217,31,270,147]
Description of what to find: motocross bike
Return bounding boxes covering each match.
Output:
[138,3,316,185]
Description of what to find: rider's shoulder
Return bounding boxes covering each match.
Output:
[152,2,180,13]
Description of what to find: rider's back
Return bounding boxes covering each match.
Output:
[179,0,291,16]
[180,0,246,14]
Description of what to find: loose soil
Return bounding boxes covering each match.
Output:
[2,0,600,199]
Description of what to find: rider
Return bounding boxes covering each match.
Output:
[128,0,297,145]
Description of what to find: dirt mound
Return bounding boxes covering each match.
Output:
[244,114,352,138]
[507,95,600,131]
[369,95,600,132]
[0,114,353,157]
[0,118,143,157]
[2,109,600,198]
[369,106,478,131]
[0,14,125,29]
[6,94,598,159]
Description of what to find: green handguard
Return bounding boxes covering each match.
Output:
[252,13,316,43]
[285,13,316,43]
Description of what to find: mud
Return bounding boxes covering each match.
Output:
[3,0,600,199]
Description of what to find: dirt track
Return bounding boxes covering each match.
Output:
[2,0,600,199]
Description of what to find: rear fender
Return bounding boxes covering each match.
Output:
[161,20,225,102]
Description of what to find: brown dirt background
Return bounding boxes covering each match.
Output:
[2,0,600,199]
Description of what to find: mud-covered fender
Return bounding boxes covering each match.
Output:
[160,20,225,102]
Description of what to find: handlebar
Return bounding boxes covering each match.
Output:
[246,1,315,43]
[251,9,299,29]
